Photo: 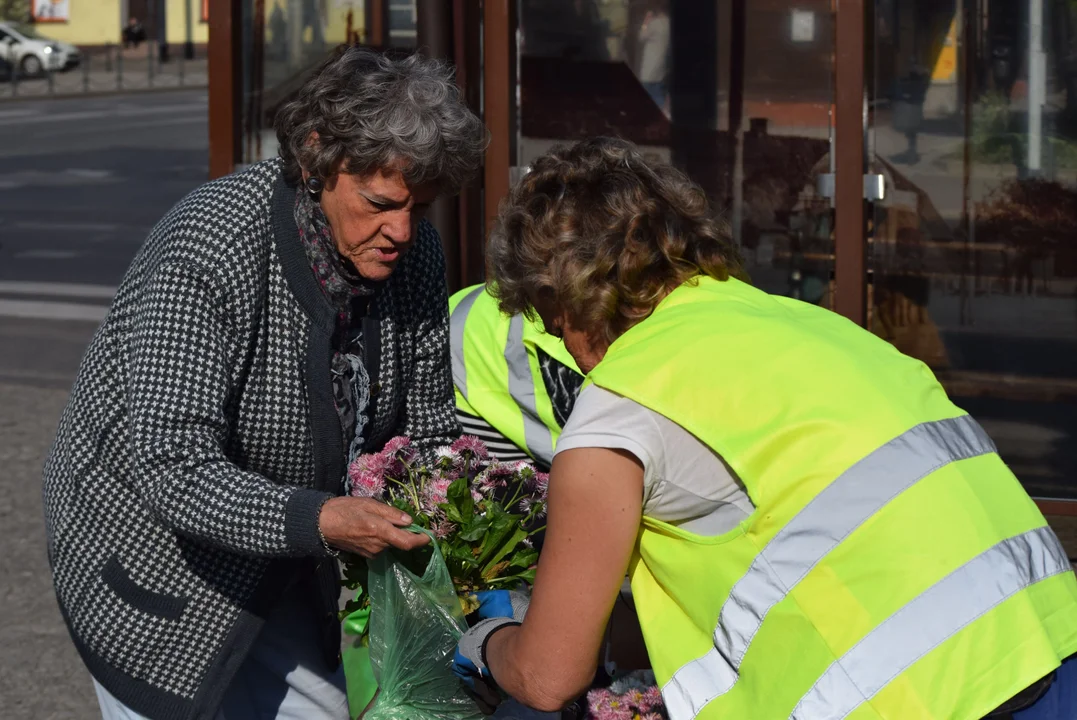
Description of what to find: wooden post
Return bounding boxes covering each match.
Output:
[833,0,867,325]
[208,0,241,179]
[367,0,387,46]
[482,0,513,241]
[455,0,485,288]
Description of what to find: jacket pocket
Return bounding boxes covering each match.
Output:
[101,555,189,621]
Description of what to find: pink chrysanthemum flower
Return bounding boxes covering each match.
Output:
[531,472,550,501]
[421,474,454,514]
[349,470,386,499]
[486,461,515,478]
[433,445,461,471]
[641,686,664,710]
[382,436,412,454]
[511,460,536,476]
[475,463,511,496]
[450,434,489,460]
[587,689,633,720]
[348,453,391,499]
[350,452,391,477]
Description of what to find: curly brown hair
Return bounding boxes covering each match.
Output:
[487,137,745,344]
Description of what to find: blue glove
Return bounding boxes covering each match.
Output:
[452,616,521,686]
[474,589,530,622]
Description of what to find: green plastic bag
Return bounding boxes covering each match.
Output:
[342,593,378,718]
[363,527,483,720]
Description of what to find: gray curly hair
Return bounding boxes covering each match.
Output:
[275,46,487,194]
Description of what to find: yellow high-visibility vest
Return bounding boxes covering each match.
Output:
[449,285,580,466]
[588,275,1077,719]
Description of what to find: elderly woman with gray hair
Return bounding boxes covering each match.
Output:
[43,47,485,720]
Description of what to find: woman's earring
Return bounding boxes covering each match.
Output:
[305,176,323,196]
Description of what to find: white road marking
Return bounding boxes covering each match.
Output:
[15,220,119,231]
[0,102,207,127]
[13,249,83,260]
[0,281,117,299]
[0,299,107,322]
[0,108,37,120]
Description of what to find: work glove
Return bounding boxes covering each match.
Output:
[452,590,531,713]
[474,589,530,622]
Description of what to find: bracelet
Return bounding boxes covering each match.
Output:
[318,497,340,557]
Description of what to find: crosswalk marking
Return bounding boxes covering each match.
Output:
[0,281,116,299]
[0,281,115,322]
[0,299,108,322]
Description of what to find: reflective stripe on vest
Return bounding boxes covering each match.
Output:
[505,314,556,466]
[790,524,1070,719]
[450,285,484,400]
[449,287,557,465]
[662,414,1001,720]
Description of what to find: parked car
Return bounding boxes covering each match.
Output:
[0,21,81,78]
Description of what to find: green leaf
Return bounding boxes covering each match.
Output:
[509,547,539,569]
[475,511,514,567]
[457,517,491,542]
[481,525,528,577]
[446,476,474,524]
[485,568,537,588]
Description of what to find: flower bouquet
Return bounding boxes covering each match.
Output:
[585,672,668,720]
[340,435,548,720]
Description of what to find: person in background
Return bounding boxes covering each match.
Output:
[43,47,485,720]
[122,16,146,49]
[453,137,1077,719]
[637,0,670,115]
[449,284,583,470]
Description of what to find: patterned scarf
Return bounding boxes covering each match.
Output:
[294,188,379,471]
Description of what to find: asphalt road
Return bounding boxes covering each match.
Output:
[0,89,208,718]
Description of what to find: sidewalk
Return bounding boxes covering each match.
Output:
[1,44,207,100]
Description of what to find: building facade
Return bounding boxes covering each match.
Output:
[207,0,1077,517]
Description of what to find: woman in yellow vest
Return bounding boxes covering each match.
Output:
[448,284,583,470]
[452,137,1077,720]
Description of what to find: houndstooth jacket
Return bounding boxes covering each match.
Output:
[42,159,460,720]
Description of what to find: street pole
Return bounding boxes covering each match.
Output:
[1027,0,1045,173]
[416,0,461,290]
[184,0,195,59]
[159,0,170,63]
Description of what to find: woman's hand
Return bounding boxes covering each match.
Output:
[318,497,430,557]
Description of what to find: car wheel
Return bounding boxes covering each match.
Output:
[20,54,43,78]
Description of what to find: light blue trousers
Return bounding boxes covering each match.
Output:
[94,586,348,720]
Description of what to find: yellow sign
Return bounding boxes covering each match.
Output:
[932,16,958,82]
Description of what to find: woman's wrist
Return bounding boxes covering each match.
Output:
[317,496,340,557]
[284,488,337,556]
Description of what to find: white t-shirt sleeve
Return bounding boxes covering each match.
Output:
[554,384,664,489]
[554,386,754,535]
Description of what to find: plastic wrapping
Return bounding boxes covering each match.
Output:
[363,528,483,720]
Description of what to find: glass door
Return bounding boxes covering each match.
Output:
[868,0,1077,515]
[516,0,839,303]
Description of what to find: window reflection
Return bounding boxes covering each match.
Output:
[518,0,836,300]
[871,0,1077,499]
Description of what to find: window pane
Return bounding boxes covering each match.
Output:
[870,0,1077,501]
[518,0,837,303]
